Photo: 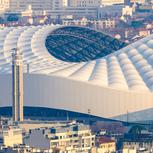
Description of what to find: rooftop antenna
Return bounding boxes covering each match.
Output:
[27,63,30,73]
[66,111,69,122]
[127,110,129,123]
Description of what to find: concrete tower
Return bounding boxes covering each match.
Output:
[12,48,24,122]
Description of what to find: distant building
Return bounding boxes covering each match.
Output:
[122,148,136,153]
[47,7,98,19]
[69,0,124,7]
[63,18,116,29]
[0,0,67,14]
[92,136,116,153]
[24,129,50,150]
[122,6,133,17]
[130,0,146,4]
[21,5,48,24]
[2,126,23,147]
[123,133,153,153]
[138,28,150,37]
[98,5,125,18]
[139,4,153,11]
[69,0,101,7]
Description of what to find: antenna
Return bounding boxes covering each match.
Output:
[127,110,129,123]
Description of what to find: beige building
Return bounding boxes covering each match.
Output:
[122,5,133,16]
[101,0,124,5]
[48,7,98,19]
[69,0,124,7]
[0,0,67,14]
[3,126,23,147]
[69,0,102,7]
[123,148,136,153]
[138,29,150,37]
[97,136,116,153]
[130,0,145,3]
[25,124,95,152]
[92,136,116,153]
[47,124,95,152]
[123,140,153,153]
[63,18,116,29]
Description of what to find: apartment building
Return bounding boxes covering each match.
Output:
[2,126,23,147]
[68,0,124,7]
[26,124,95,152]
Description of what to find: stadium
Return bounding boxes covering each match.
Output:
[0,25,153,122]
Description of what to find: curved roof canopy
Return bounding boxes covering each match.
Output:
[0,25,153,92]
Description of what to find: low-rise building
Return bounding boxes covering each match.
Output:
[123,133,153,153]
[92,136,116,153]
[138,28,150,37]
[48,124,95,152]
[63,18,116,29]
[98,5,125,18]
[98,136,116,153]
[2,126,23,147]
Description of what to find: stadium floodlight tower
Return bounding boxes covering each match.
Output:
[12,48,24,122]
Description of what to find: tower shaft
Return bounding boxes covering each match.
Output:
[12,49,24,122]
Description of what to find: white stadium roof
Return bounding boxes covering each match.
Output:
[1,25,153,122]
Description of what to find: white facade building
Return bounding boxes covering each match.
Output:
[2,126,23,147]
[0,25,153,122]
[69,0,101,7]
[25,124,95,152]
[47,7,98,19]
[69,0,124,7]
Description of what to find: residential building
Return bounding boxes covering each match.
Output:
[130,0,146,4]
[139,4,153,11]
[138,28,150,37]
[123,133,153,153]
[47,124,95,152]
[122,5,133,17]
[25,124,95,152]
[0,0,67,14]
[69,0,102,7]
[122,148,136,153]
[24,129,50,150]
[98,5,125,18]
[2,126,23,147]
[69,0,124,7]
[101,0,124,5]
[47,7,98,19]
[92,136,116,153]
[63,18,116,29]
